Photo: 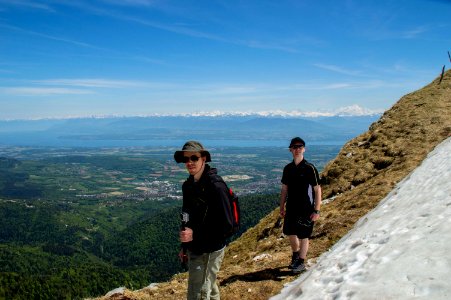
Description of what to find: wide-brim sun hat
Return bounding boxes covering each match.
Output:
[174,140,212,163]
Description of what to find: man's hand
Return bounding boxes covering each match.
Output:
[179,227,193,243]
[178,248,188,262]
[310,211,320,222]
[280,207,286,218]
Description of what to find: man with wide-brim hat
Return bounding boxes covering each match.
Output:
[174,140,232,300]
[174,140,211,164]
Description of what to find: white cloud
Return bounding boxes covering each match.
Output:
[401,26,428,39]
[99,0,156,7]
[0,0,55,12]
[313,63,363,76]
[0,23,102,50]
[57,2,299,53]
[3,87,93,96]
[32,78,149,88]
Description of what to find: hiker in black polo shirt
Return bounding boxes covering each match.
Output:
[280,137,322,274]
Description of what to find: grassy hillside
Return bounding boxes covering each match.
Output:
[94,69,451,300]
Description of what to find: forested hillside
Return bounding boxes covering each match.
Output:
[0,186,278,299]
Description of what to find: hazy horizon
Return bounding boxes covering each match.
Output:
[0,104,382,121]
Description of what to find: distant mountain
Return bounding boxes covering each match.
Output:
[0,114,380,147]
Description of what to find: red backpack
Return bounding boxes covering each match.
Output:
[226,186,240,237]
[209,172,241,238]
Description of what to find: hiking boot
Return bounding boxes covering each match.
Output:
[292,261,306,274]
[288,253,300,269]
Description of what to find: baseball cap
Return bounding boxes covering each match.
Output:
[289,137,306,148]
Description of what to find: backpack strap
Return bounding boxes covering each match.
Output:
[206,171,240,237]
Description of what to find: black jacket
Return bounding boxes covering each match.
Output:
[182,164,233,254]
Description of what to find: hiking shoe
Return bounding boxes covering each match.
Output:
[288,253,300,269]
[292,261,306,274]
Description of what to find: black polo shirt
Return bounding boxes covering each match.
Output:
[281,159,320,217]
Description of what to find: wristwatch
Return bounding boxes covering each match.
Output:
[313,210,320,215]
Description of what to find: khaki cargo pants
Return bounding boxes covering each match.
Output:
[187,247,225,300]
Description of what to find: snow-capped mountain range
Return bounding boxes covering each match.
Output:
[156,105,383,118]
[0,105,383,121]
[0,105,382,147]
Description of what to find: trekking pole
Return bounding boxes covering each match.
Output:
[180,212,189,271]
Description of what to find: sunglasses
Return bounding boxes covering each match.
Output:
[291,144,305,149]
[182,155,201,163]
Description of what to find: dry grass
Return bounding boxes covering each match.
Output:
[95,70,451,300]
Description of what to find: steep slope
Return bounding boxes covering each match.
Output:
[93,69,451,300]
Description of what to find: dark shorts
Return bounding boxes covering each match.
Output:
[283,215,314,239]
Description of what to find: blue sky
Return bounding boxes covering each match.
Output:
[0,0,450,119]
